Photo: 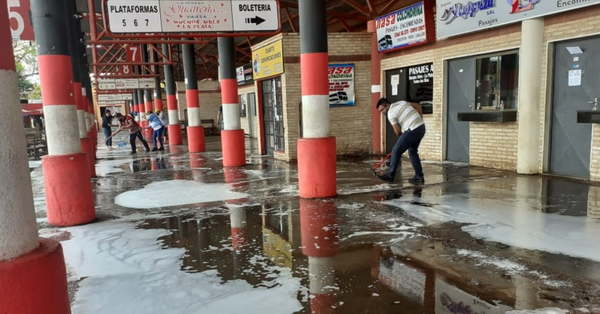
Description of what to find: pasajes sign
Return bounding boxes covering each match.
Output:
[375,1,434,53]
[328,64,355,107]
[437,0,600,39]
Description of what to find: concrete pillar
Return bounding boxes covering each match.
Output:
[517,18,544,174]
[154,78,163,112]
[298,0,336,198]
[31,0,95,226]
[66,2,94,175]
[300,199,338,313]
[182,42,205,152]
[229,206,247,251]
[137,89,145,122]
[218,37,246,167]
[368,20,383,154]
[162,43,183,146]
[0,3,71,313]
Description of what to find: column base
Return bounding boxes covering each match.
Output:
[297,137,337,198]
[187,126,205,153]
[221,129,246,167]
[168,124,183,146]
[80,137,95,177]
[0,238,71,314]
[43,153,96,226]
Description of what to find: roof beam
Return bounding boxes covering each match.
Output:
[338,0,371,17]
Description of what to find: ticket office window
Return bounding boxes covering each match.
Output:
[475,52,519,110]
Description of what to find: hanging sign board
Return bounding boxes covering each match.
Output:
[106,0,280,34]
[328,64,355,107]
[98,78,156,90]
[375,1,434,53]
[251,39,283,80]
[98,94,133,103]
[437,0,600,39]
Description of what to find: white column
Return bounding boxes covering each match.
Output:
[517,18,544,174]
[302,95,330,138]
[223,103,241,130]
[0,69,38,261]
[44,105,82,156]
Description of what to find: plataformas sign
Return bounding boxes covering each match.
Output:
[328,64,355,107]
[375,1,435,53]
[437,0,600,39]
[106,0,280,34]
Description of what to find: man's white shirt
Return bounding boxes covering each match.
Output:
[387,101,424,132]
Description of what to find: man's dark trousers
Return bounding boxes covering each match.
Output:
[388,124,426,180]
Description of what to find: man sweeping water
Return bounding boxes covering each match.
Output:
[375,97,426,185]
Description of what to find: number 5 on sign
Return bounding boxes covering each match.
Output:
[7,0,34,40]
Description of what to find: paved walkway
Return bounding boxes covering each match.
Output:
[31,134,600,314]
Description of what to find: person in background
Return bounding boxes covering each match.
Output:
[109,113,150,154]
[158,109,169,141]
[375,97,426,185]
[102,109,113,149]
[147,111,166,151]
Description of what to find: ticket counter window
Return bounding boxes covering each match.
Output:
[475,53,519,110]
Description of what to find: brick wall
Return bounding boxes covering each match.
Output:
[253,32,372,161]
[381,5,600,174]
[175,79,222,126]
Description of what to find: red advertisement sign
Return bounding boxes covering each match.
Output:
[8,0,34,41]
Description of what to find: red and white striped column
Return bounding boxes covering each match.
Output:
[218,37,246,167]
[0,3,71,313]
[162,44,183,146]
[300,199,339,313]
[154,77,164,112]
[143,89,154,139]
[298,0,336,198]
[137,90,145,123]
[31,0,95,226]
[182,43,205,152]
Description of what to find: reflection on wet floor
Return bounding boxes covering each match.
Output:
[84,138,600,313]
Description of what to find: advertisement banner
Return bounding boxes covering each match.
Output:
[252,39,284,80]
[328,64,355,107]
[437,0,600,39]
[375,1,431,53]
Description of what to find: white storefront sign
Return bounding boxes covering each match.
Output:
[437,0,600,39]
[375,1,429,53]
[107,0,279,34]
[328,64,355,107]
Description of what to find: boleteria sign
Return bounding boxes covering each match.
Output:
[105,0,280,34]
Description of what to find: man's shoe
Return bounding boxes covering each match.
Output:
[377,173,394,183]
[130,151,137,155]
[152,147,158,152]
[158,147,165,151]
[408,177,425,185]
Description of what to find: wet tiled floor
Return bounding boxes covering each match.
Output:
[33,135,600,313]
